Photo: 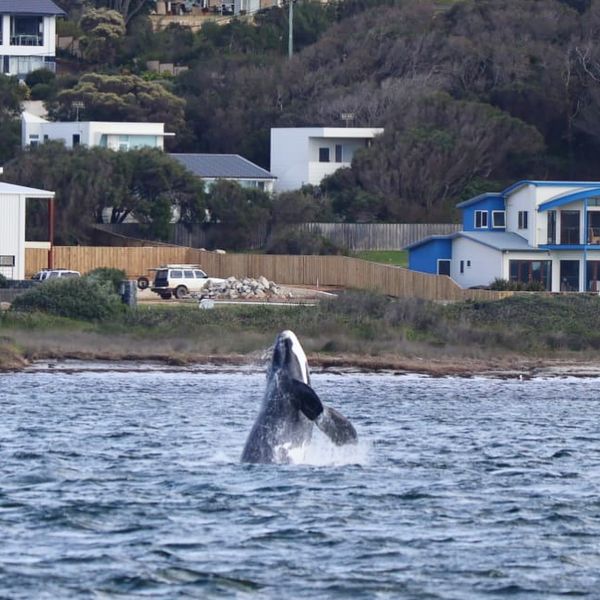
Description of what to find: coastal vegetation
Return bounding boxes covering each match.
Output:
[4,0,600,233]
[3,288,600,371]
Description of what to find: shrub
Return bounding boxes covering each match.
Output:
[85,267,127,294]
[266,230,347,255]
[0,274,7,289]
[11,277,124,321]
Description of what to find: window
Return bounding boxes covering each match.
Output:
[518,211,528,230]
[10,16,43,46]
[318,147,330,162]
[560,210,580,244]
[509,260,552,290]
[184,270,194,278]
[0,16,3,45]
[28,134,39,148]
[43,134,49,142]
[0,255,15,267]
[335,144,343,162]
[560,260,579,292]
[99,135,107,147]
[460,260,464,274]
[466,260,471,268]
[474,210,488,229]
[492,211,505,228]
[437,260,450,276]
[118,135,129,151]
[72,134,80,147]
[547,210,556,244]
[171,270,182,279]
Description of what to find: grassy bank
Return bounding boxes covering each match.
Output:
[2,292,600,372]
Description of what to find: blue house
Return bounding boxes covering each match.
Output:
[407,181,600,292]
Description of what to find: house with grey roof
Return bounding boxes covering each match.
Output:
[406,180,600,292]
[0,0,64,78]
[170,153,276,192]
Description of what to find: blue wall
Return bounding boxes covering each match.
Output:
[461,195,505,231]
[408,238,453,274]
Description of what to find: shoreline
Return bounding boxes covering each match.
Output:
[5,349,600,379]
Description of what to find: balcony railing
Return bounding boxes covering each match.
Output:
[10,34,43,46]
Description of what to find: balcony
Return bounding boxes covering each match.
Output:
[10,34,43,46]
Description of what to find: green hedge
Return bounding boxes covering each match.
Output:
[11,277,124,321]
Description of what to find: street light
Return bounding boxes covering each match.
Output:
[340,112,355,127]
[72,100,85,121]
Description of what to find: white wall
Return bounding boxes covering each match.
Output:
[451,237,504,288]
[505,184,537,245]
[0,194,25,279]
[271,127,383,191]
[22,119,168,150]
[270,128,310,192]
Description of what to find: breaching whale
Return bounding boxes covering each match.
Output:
[241,330,358,463]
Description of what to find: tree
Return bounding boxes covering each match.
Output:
[79,8,126,64]
[0,75,29,164]
[353,92,545,221]
[205,180,272,250]
[49,73,186,139]
[3,144,206,244]
[94,0,152,25]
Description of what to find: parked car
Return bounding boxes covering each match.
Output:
[31,268,81,282]
[149,264,226,299]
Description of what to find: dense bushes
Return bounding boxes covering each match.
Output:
[266,230,348,255]
[86,267,127,294]
[11,277,124,320]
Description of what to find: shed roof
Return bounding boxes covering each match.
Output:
[170,154,276,180]
[0,181,55,197]
[406,231,537,252]
[0,0,65,15]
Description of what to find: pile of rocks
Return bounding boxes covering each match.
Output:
[201,276,288,300]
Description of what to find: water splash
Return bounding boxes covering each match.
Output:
[283,430,370,467]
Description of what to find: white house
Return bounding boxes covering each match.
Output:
[170,153,276,192]
[0,181,54,280]
[407,180,600,293]
[270,127,384,191]
[0,0,64,78]
[21,112,174,150]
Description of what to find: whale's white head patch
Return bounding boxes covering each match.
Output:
[271,329,310,385]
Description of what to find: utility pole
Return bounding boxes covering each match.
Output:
[288,0,293,59]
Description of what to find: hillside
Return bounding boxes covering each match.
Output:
[3,0,600,230]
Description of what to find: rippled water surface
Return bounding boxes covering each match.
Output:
[2,366,600,598]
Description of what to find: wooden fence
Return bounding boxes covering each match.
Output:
[25,246,510,303]
[299,223,462,250]
[94,222,461,251]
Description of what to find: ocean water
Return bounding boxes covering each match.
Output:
[1,365,600,598]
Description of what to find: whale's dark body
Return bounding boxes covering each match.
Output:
[241,330,357,464]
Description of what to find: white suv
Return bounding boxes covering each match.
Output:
[31,269,81,282]
[150,264,226,299]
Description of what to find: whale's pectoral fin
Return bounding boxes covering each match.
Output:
[315,406,358,446]
[288,378,324,421]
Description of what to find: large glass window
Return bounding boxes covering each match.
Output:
[587,261,600,291]
[588,211,600,244]
[509,260,552,290]
[560,260,580,291]
[10,16,43,46]
[560,210,580,244]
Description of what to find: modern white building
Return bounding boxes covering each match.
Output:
[21,112,174,150]
[0,181,54,280]
[270,127,384,191]
[0,0,64,78]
